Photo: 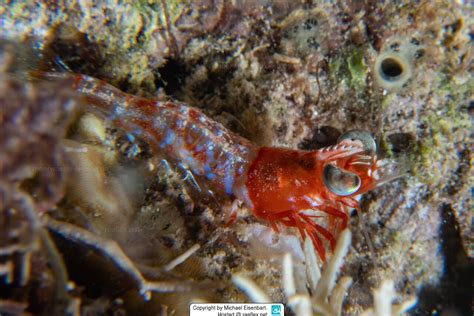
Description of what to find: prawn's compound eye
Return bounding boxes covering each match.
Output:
[338,130,377,155]
[323,164,361,196]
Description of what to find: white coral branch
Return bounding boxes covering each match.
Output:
[231,274,272,303]
[361,280,417,316]
[233,228,418,316]
[313,229,352,302]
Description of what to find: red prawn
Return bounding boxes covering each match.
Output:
[37,72,394,262]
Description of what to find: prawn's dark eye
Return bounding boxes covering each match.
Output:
[323,164,361,196]
[338,130,377,155]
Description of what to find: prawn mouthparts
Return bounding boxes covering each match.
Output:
[38,72,395,262]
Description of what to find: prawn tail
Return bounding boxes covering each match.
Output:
[29,72,157,123]
[31,72,258,198]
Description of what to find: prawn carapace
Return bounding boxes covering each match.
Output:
[242,133,384,262]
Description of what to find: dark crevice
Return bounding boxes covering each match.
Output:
[47,25,105,76]
[154,58,189,96]
[47,228,136,299]
[412,204,473,315]
[189,65,237,102]
[299,126,341,150]
[444,148,470,196]
[387,132,415,154]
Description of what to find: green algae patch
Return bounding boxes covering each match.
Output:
[329,56,343,77]
[133,0,187,24]
[381,93,396,110]
[328,48,369,90]
[347,48,368,89]
[410,74,472,185]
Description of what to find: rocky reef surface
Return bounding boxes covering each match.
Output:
[0,1,472,315]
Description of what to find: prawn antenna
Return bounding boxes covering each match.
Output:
[354,206,381,284]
